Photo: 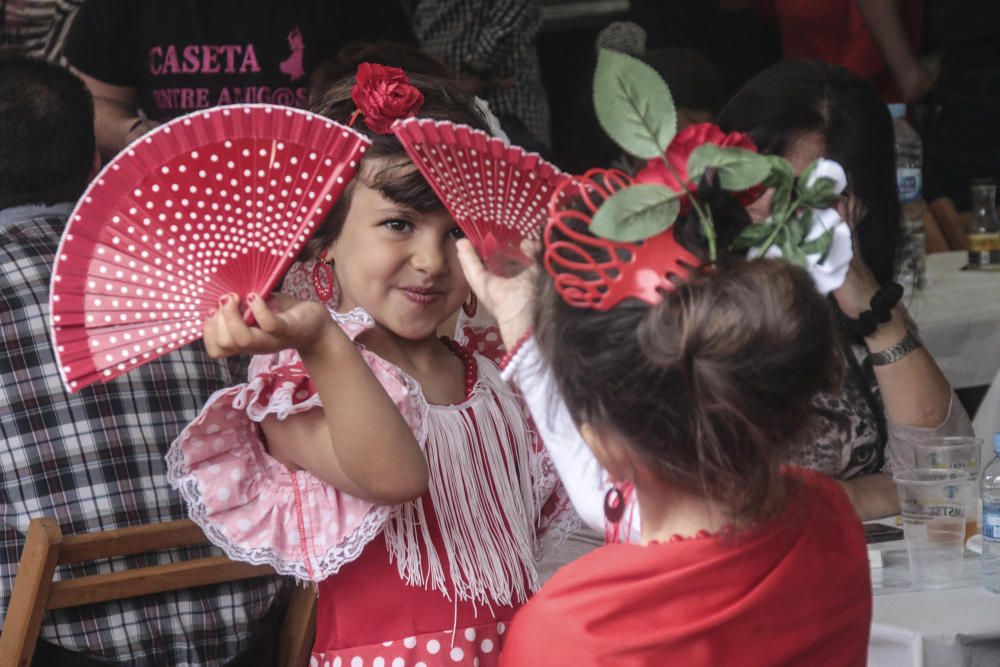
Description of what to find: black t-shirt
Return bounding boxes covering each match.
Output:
[64,0,415,120]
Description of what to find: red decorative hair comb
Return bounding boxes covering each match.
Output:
[544,169,701,311]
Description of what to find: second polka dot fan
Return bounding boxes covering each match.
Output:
[392,117,569,272]
[49,104,370,392]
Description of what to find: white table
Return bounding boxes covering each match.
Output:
[871,584,1000,666]
[907,251,1000,390]
[869,543,1000,666]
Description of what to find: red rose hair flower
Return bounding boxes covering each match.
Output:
[635,123,764,212]
[350,63,424,134]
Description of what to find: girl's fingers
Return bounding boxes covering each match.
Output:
[218,293,256,349]
[206,304,235,357]
[267,292,298,313]
[456,239,488,296]
[246,292,288,337]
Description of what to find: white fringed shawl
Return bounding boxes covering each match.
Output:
[383,359,543,608]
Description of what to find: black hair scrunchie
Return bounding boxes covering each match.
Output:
[839,282,904,337]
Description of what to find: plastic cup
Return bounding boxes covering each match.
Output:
[912,437,982,540]
[894,469,971,588]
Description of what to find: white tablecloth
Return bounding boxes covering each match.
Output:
[871,584,1000,666]
[866,512,1000,667]
[907,252,1000,390]
[869,545,1000,666]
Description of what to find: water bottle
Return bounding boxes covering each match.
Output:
[981,433,1000,592]
[967,179,1000,270]
[889,103,926,289]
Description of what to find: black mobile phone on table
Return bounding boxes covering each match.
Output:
[864,523,904,544]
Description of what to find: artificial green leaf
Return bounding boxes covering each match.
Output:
[781,236,807,267]
[729,220,778,252]
[798,160,818,191]
[763,155,794,187]
[763,156,794,220]
[590,184,680,242]
[770,182,793,222]
[593,48,676,159]
[687,144,772,191]
[800,227,835,260]
[786,211,812,247]
[799,177,840,208]
[797,159,842,208]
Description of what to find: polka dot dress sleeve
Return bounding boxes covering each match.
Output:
[165,308,429,581]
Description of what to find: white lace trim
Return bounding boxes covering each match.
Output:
[328,306,376,330]
[235,377,323,423]
[166,388,392,583]
[171,462,390,582]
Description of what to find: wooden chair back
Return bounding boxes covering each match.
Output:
[0,517,315,667]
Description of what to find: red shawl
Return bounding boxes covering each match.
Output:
[500,468,871,666]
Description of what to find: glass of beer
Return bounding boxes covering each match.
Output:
[913,437,983,541]
[894,469,971,587]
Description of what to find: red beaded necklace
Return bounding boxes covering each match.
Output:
[648,524,738,545]
[440,336,478,401]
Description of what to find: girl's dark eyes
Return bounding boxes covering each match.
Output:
[380,219,464,239]
[382,219,413,233]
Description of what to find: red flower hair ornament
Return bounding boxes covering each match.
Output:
[543,49,851,311]
[635,123,765,213]
[350,63,424,134]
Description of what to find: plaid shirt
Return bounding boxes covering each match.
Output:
[0,204,282,666]
[407,0,551,145]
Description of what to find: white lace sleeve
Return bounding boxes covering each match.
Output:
[501,338,641,542]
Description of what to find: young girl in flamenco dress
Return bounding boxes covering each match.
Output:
[167,65,572,666]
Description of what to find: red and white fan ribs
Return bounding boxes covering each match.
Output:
[393,118,570,268]
[50,104,370,392]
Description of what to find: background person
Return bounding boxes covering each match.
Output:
[0,55,283,667]
[63,0,416,159]
[718,60,974,519]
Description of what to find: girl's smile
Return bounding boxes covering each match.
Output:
[397,285,445,304]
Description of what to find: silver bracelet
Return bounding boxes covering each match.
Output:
[869,329,922,366]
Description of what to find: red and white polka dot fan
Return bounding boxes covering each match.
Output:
[392,117,570,271]
[49,104,371,392]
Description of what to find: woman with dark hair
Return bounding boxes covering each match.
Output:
[716,60,973,519]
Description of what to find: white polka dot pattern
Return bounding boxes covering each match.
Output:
[392,117,570,264]
[50,104,370,391]
[310,620,505,666]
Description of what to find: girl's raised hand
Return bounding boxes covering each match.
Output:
[456,239,536,348]
[205,292,339,358]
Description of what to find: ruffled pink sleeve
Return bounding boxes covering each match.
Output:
[166,308,427,582]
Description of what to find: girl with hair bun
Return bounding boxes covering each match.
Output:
[455,51,872,665]
[460,202,872,666]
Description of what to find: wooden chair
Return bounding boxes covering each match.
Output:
[0,517,316,667]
